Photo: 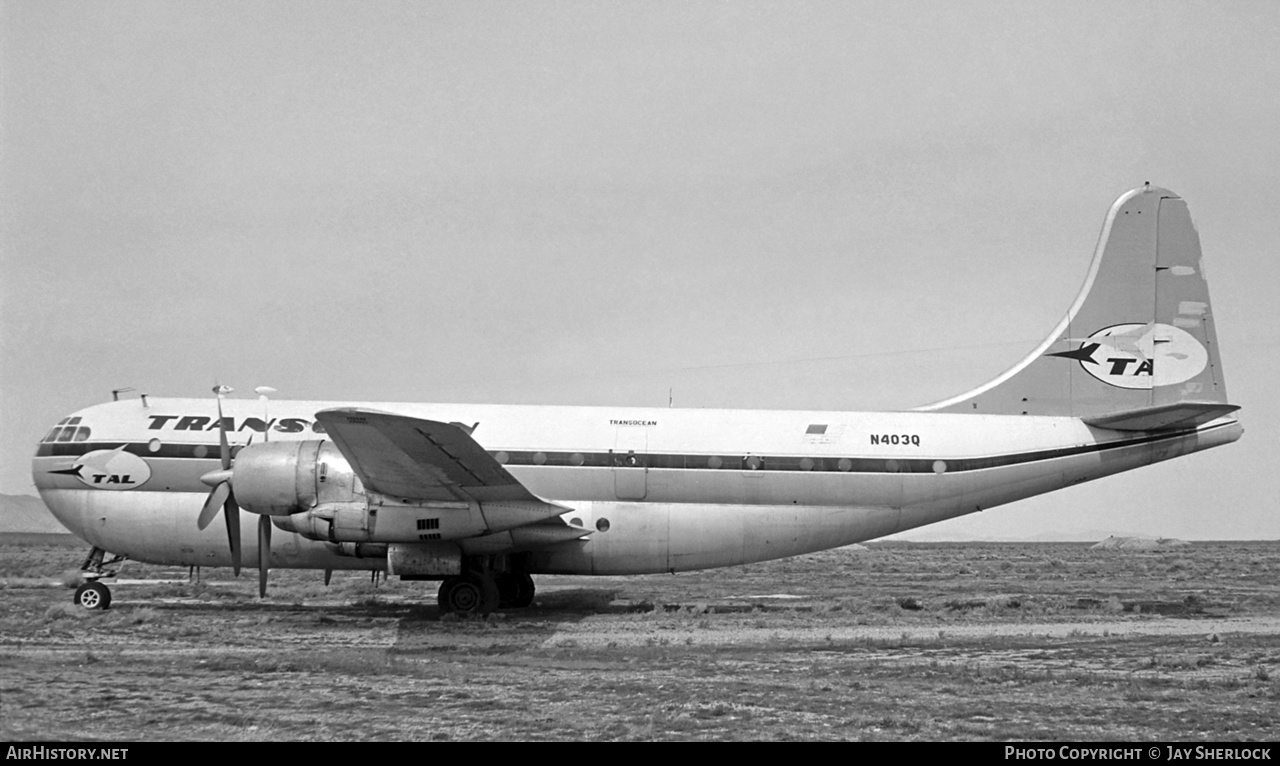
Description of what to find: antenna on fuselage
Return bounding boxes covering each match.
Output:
[255,387,277,442]
[111,387,135,402]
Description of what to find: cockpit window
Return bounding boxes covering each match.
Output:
[43,417,90,443]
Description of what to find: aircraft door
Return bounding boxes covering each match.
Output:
[612,429,648,501]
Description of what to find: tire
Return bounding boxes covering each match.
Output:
[511,574,535,609]
[497,572,535,608]
[439,573,499,616]
[74,581,111,610]
[437,576,461,611]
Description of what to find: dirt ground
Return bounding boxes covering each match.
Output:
[2,538,1277,741]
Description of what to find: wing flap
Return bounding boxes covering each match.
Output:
[314,409,542,504]
[1083,402,1240,432]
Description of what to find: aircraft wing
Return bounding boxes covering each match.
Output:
[314,408,547,504]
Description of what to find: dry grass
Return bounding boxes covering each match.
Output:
[1,537,1278,740]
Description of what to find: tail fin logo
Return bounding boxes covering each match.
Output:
[1049,323,1208,390]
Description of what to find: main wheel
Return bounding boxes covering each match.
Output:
[73,581,111,610]
[496,572,535,608]
[437,573,499,616]
[437,576,461,611]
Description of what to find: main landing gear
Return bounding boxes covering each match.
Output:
[72,546,126,610]
[435,564,536,617]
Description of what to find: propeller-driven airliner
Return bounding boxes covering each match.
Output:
[33,185,1241,615]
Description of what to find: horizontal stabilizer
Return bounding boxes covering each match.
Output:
[1082,402,1240,432]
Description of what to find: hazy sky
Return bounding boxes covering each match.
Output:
[3,1,1278,540]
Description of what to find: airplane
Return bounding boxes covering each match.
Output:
[32,184,1242,615]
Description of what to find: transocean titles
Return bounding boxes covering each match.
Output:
[142,415,665,434]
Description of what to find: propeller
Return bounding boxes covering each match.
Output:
[195,384,279,597]
[258,515,272,598]
[255,386,276,442]
[253,385,276,596]
[197,386,241,576]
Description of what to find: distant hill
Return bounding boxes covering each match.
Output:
[887,526,1159,543]
[0,493,70,534]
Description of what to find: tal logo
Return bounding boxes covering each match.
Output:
[1049,323,1208,390]
[49,447,152,490]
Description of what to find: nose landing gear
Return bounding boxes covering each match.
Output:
[73,580,112,610]
[71,546,126,610]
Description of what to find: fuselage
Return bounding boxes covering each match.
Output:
[32,397,1242,575]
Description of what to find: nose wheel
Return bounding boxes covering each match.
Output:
[73,581,112,610]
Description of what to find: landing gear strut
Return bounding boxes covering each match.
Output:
[72,546,125,610]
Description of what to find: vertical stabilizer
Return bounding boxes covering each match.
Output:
[919,185,1229,418]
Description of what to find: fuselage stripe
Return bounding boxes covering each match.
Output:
[34,423,1223,476]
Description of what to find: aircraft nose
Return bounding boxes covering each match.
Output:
[32,413,95,488]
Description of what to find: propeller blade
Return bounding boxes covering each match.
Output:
[197,482,230,530]
[200,385,241,576]
[215,394,231,470]
[224,493,241,577]
[258,515,272,598]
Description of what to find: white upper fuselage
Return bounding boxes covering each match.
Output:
[32,397,1242,575]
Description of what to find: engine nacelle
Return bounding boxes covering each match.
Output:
[272,502,378,541]
[324,541,388,560]
[236,440,568,548]
[271,498,487,543]
[233,440,362,516]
